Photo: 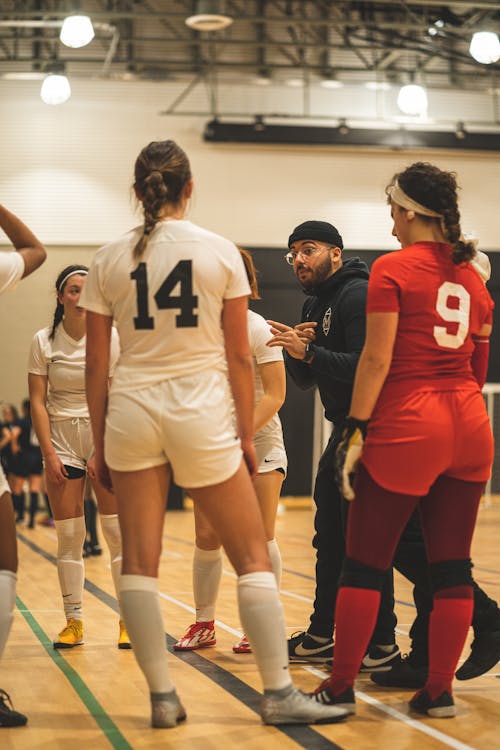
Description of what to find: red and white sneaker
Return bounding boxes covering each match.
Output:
[173,621,216,651]
[233,635,252,654]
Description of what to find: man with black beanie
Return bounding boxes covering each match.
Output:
[268,220,400,669]
[268,219,500,685]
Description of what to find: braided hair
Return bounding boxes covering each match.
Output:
[387,162,475,265]
[49,265,89,340]
[133,140,192,259]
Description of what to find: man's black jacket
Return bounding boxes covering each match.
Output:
[285,257,369,425]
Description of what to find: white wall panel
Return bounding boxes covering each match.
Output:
[1,77,499,406]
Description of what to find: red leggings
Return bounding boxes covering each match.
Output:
[347,464,484,568]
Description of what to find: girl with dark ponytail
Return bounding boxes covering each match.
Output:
[28,266,130,651]
[313,162,494,721]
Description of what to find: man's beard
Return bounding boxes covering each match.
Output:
[297,255,334,293]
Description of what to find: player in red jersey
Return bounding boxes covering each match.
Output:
[312,162,494,719]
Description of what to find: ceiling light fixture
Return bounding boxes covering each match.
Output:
[320,77,343,89]
[364,81,391,91]
[40,62,71,105]
[185,1,234,31]
[397,83,428,116]
[60,14,95,48]
[469,32,500,64]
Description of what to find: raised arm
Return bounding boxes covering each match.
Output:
[0,205,46,278]
[222,295,257,476]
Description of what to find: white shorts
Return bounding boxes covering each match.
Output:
[105,370,242,488]
[50,418,94,471]
[255,438,287,477]
[0,464,10,497]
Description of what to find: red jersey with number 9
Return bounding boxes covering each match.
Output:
[367,242,494,392]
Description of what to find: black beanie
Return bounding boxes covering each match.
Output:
[288,220,343,250]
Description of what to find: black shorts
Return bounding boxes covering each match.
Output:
[10,449,43,478]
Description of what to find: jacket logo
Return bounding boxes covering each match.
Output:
[322,308,332,336]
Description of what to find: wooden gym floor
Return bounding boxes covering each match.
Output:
[2,496,499,750]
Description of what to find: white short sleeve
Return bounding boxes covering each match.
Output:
[249,311,283,366]
[28,330,49,375]
[224,246,251,300]
[80,257,113,316]
[0,252,24,295]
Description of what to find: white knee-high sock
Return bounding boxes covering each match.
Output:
[100,514,122,607]
[193,546,222,622]
[0,570,16,659]
[237,571,291,691]
[120,575,173,694]
[267,539,282,589]
[55,517,86,622]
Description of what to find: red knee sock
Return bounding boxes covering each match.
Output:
[426,587,473,699]
[329,586,381,695]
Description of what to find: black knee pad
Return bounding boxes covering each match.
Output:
[339,556,388,592]
[429,558,473,594]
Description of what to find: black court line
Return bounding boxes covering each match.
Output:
[18,532,345,750]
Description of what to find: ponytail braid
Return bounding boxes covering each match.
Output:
[49,302,64,340]
[133,140,192,260]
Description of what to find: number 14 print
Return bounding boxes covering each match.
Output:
[131,260,199,329]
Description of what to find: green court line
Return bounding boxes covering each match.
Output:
[16,595,133,750]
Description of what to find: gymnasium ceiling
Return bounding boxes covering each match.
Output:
[1,1,499,87]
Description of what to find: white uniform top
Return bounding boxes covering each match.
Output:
[28,325,120,420]
[0,252,24,294]
[248,309,285,449]
[80,219,250,392]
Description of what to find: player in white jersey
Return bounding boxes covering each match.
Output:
[81,139,347,729]
[174,248,288,654]
[0,204,46,727]
[28,265,130,650]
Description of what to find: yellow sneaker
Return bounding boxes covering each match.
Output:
[53,618,83,649]
[118,619,132,650]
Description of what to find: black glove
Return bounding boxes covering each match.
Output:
[335,417,369,501]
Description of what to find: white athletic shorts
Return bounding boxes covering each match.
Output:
[0,464,10,497]
[255,437,287,477]
[105,369,242,488]
[50,417,94,471]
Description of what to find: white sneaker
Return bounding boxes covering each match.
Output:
[261,686,349,725]
[151,690,187,728]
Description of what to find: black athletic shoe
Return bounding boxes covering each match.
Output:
[0,690,28,728]
[288,631,334,663]
[409,689,456,718]
[455,628,500,680]
[359,644,401,673]
[311,679,356,714]
[371,654,427,688]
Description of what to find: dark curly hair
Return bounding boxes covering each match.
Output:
[386,162,475,265]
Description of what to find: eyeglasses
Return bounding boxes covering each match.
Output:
[284,246,332,265]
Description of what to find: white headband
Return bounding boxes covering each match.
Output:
[387,180,444,220]
[57,269,88,292]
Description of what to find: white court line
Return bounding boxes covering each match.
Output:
[304,666,476,750]
[223,569,410,636]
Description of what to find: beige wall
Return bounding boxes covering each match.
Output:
[1,77,500,408]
